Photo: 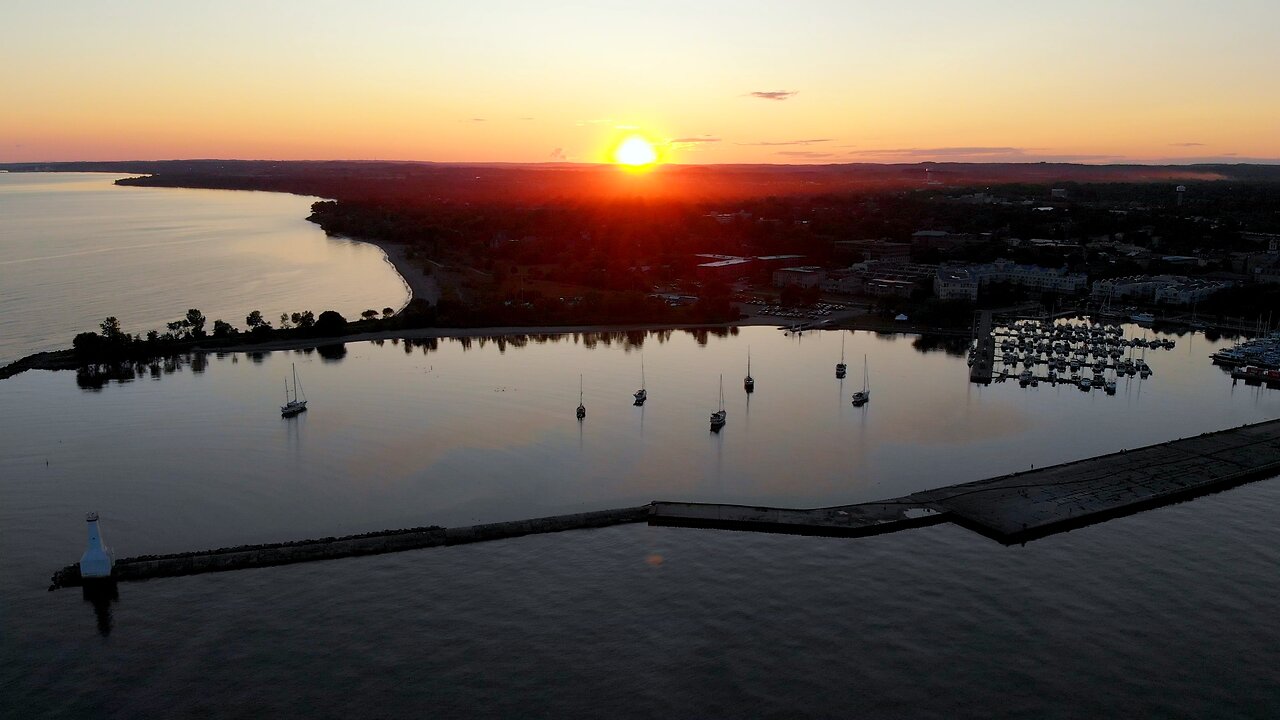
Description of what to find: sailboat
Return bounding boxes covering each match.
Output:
[836,333,847,378]
[634,357,647,405]
[744,348,755,393]
[851,355,870,406]
[281,363,308,417]
[576,375,587,419]
[710,374,727,430]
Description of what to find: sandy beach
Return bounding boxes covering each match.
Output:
[355,237,442,310]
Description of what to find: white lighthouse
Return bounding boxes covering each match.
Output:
[79,512,114,579]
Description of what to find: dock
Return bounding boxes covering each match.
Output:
[49,420,1280,589]
[968,310,995,384]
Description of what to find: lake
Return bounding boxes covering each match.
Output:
[2,175,1279,717]
[0,172,407,365]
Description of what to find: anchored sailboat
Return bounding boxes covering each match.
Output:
[836,333,847,378]
[710,374,727,430]
[281,363,308,417]
[851,355,870,406]
[634,357,647,405]
[744,348,755,393]
[576,374,586,419]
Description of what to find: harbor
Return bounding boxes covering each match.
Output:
[971,317,1174,391]
[51,418,1280,588]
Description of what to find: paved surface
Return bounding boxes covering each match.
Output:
[652,419,1280,544]
[912,419,1280,541]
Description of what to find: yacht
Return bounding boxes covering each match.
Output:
[851,355,871,406]
[280,364,308,417]
[634,357,647,405]
[836,334,847,378]
[710,375,727,430]
[576,375,586,419]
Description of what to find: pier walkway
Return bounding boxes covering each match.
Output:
[50,420,1280,588]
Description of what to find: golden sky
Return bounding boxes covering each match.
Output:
[3,1,1278,164]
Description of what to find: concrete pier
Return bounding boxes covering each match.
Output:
[47,420,1280,589]
[650,419,1280,544]
[49,506,650,589]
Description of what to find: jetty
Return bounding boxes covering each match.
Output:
[49,419,1280,589]
[652,418,1280,544]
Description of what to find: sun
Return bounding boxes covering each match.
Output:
[612,135,659,168]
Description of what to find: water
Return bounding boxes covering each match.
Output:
[0,173,407,364]
[3,324,1280,717]
[3,176,1279,715]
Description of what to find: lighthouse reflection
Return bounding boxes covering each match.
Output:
[82,582,119,637]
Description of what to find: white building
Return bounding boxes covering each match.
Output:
[971,259,1087,294]
[934,268,978,301]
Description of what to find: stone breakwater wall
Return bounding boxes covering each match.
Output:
[50,506,652,589]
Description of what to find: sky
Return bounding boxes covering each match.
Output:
[3,0,1278,165]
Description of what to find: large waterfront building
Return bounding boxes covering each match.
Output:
[970,259,1087,294]
[1092,275,1232,305]
[934,267,979,301]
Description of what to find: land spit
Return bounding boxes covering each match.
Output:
[49,419,1280,589]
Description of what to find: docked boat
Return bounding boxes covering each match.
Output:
[851,355,871,406]
[710,375,727,430]
[1105,378,1117,394]
[1131,312,1155,324]
[280,363,308,417]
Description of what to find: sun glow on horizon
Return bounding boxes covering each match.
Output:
[611,135,659,169]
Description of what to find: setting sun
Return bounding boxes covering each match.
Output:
[612,135,659,168]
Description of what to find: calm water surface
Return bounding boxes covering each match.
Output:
[0,172,407,364]
[3,325,1279,717]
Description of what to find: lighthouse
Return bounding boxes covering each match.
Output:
[79,512,114,579]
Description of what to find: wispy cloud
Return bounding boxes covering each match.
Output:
[469,118,486,123]
[777,151,834,158]
[748,91,797,101]
[845,146,1122,162]
[1169,142,1204,147]
[738,138,833,146]
[549,148,566,161]
[670,137,720,144]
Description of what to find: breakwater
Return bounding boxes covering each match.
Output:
[49,419,1280,588]
[50,506,650,589]
[654,418,1280,544]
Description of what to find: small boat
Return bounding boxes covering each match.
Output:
[576,375,586,420]
[1105,378,1117,395]
[634,357,647,405]
[280,363,308,417]
[836,334,847,378]
[744,348,755,393]
[1079,377,1092,390]
[710,375,727,430]
[1131,312,1155,324]
[852,355,871,406]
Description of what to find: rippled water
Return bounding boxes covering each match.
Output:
[0,173,407,364]
[3,323,1279,717]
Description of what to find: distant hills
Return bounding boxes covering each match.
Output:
[3,159,1277,202]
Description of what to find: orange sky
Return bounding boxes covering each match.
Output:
[3,1,1278,164]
